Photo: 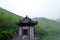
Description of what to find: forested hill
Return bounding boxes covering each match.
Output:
[0,7,22,40]
[33,17,60,32]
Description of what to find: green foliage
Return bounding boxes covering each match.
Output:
[35,25,46,34]
[42,35,60,40]
[33,17,60,32]
[35,25,47,40]
[33,17,60,40]
[0,7,22,40]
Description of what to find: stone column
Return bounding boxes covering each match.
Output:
[19,27,22,40]
[30,27,34,40]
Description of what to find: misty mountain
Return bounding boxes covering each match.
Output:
[32,17,60,32]
[55,18,60,23]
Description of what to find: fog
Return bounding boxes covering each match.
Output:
[0,0,60,19]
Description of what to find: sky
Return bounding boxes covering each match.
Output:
[0,0,60,19]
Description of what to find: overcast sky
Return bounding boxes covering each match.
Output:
[0,0,60,19]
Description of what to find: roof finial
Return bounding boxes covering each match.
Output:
[26,15,28,18]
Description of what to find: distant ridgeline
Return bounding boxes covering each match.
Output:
[33,17,60,35]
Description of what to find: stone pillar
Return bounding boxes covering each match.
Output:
[19,27,22,40]
[30,27,34,40]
